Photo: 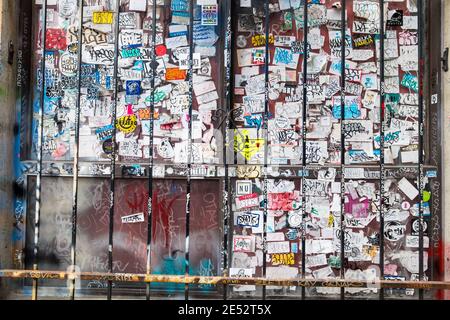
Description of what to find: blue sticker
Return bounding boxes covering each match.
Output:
[426,171,437,178]
[171,0,188,12]
[126,80,141,96]
[95,124,114,141]
[291,243,298,254]
[332,104,361,119]
[193,21,219,46]
[401,74,419,92]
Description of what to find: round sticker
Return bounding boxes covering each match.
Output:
[274,116,290,129]
[285,229,299,240]
[157,139,175,159]
[155,44,167,56]
[102,139,117,155]
[59,0,77,17]
[288,212,302,228]
[60,52,78,77]
[384,221,406,242]
[412,219,428,234]
[116,115,138,133]
[422,190,431,202]
[237,35,247,48]
[401,201,411,210]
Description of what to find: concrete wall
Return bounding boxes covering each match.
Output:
[442,0,450,300]
[0,0,19,298]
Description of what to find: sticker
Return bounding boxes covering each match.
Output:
[46,28,67,50]
[267,241,291,254]
[236,211,260,228]
[384,221,406,242]
[387,10,403,27]
[401,201,411,210]
[201,5,218,26]
[411,218,428,236]
[95,124,114,141]
[93,11,114,24]
[59,52,78,76]
[102,139,116,154]
[405,235,429,248]
[236,35,247,48]
[236,193,259,210]
[155,44,167,56]
[236,180,252,196]
[116,115,138,134]
[165,68,187,81]
[126,80,141,96]
[233,129,265,161]
[288,211,302,228]
[271,253,295,265]
[233,235,255,252]
[285,229,299,241]
[121,213,145,224]
[58,0,77,17]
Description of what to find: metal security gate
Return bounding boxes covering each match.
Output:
[1,0,446,300]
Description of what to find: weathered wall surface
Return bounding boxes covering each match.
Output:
[0,0,18,298]
[442,0,450,301]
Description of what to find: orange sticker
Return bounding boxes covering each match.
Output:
[137,108,160,120]
[165,68,187,81]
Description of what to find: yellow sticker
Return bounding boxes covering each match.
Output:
[271,253,295,266]
[328,214,334,227]
[116,115,137,134]
[234,129,265,161]
[236,166,261,179]
[93,11,114,24]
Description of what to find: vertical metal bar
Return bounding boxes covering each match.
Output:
[222,0,233,301]
[339,0,347,301]
[107,0,122,300]
[379,0,386,301]
[300,0,308,301]
[32,0,48,301]
[69,0,85,301]
[184,0,195,301]
[417,0,425,301]
[261,0,270,301]
[145,0,155,301]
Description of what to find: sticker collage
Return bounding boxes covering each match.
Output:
[26,0,436,298]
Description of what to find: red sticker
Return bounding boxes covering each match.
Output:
[45,29,67,50]
[155,45,167,56]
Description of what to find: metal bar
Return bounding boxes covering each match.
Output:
[23,160,440,170]
[222,0,233,301]
[418,0,425,301]
[69,0,85,301]
[32,0,48,301]
[339,0,347,301]
[1,270,448,290]
[262,0,270,301]
[107,0,122,300]
[145,0,155,301]
[379,0,386,301]
[184,0,195,301]
[300,0,308,301]
[426,0,444,299]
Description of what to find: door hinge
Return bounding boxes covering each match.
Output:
[442,48,449,72]
[8,41,15,65]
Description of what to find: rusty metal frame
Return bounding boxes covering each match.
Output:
[1,270,449,290]
[6,0,444,301]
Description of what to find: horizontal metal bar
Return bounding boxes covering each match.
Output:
[22,161,440,169]
[0,270,447,290]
